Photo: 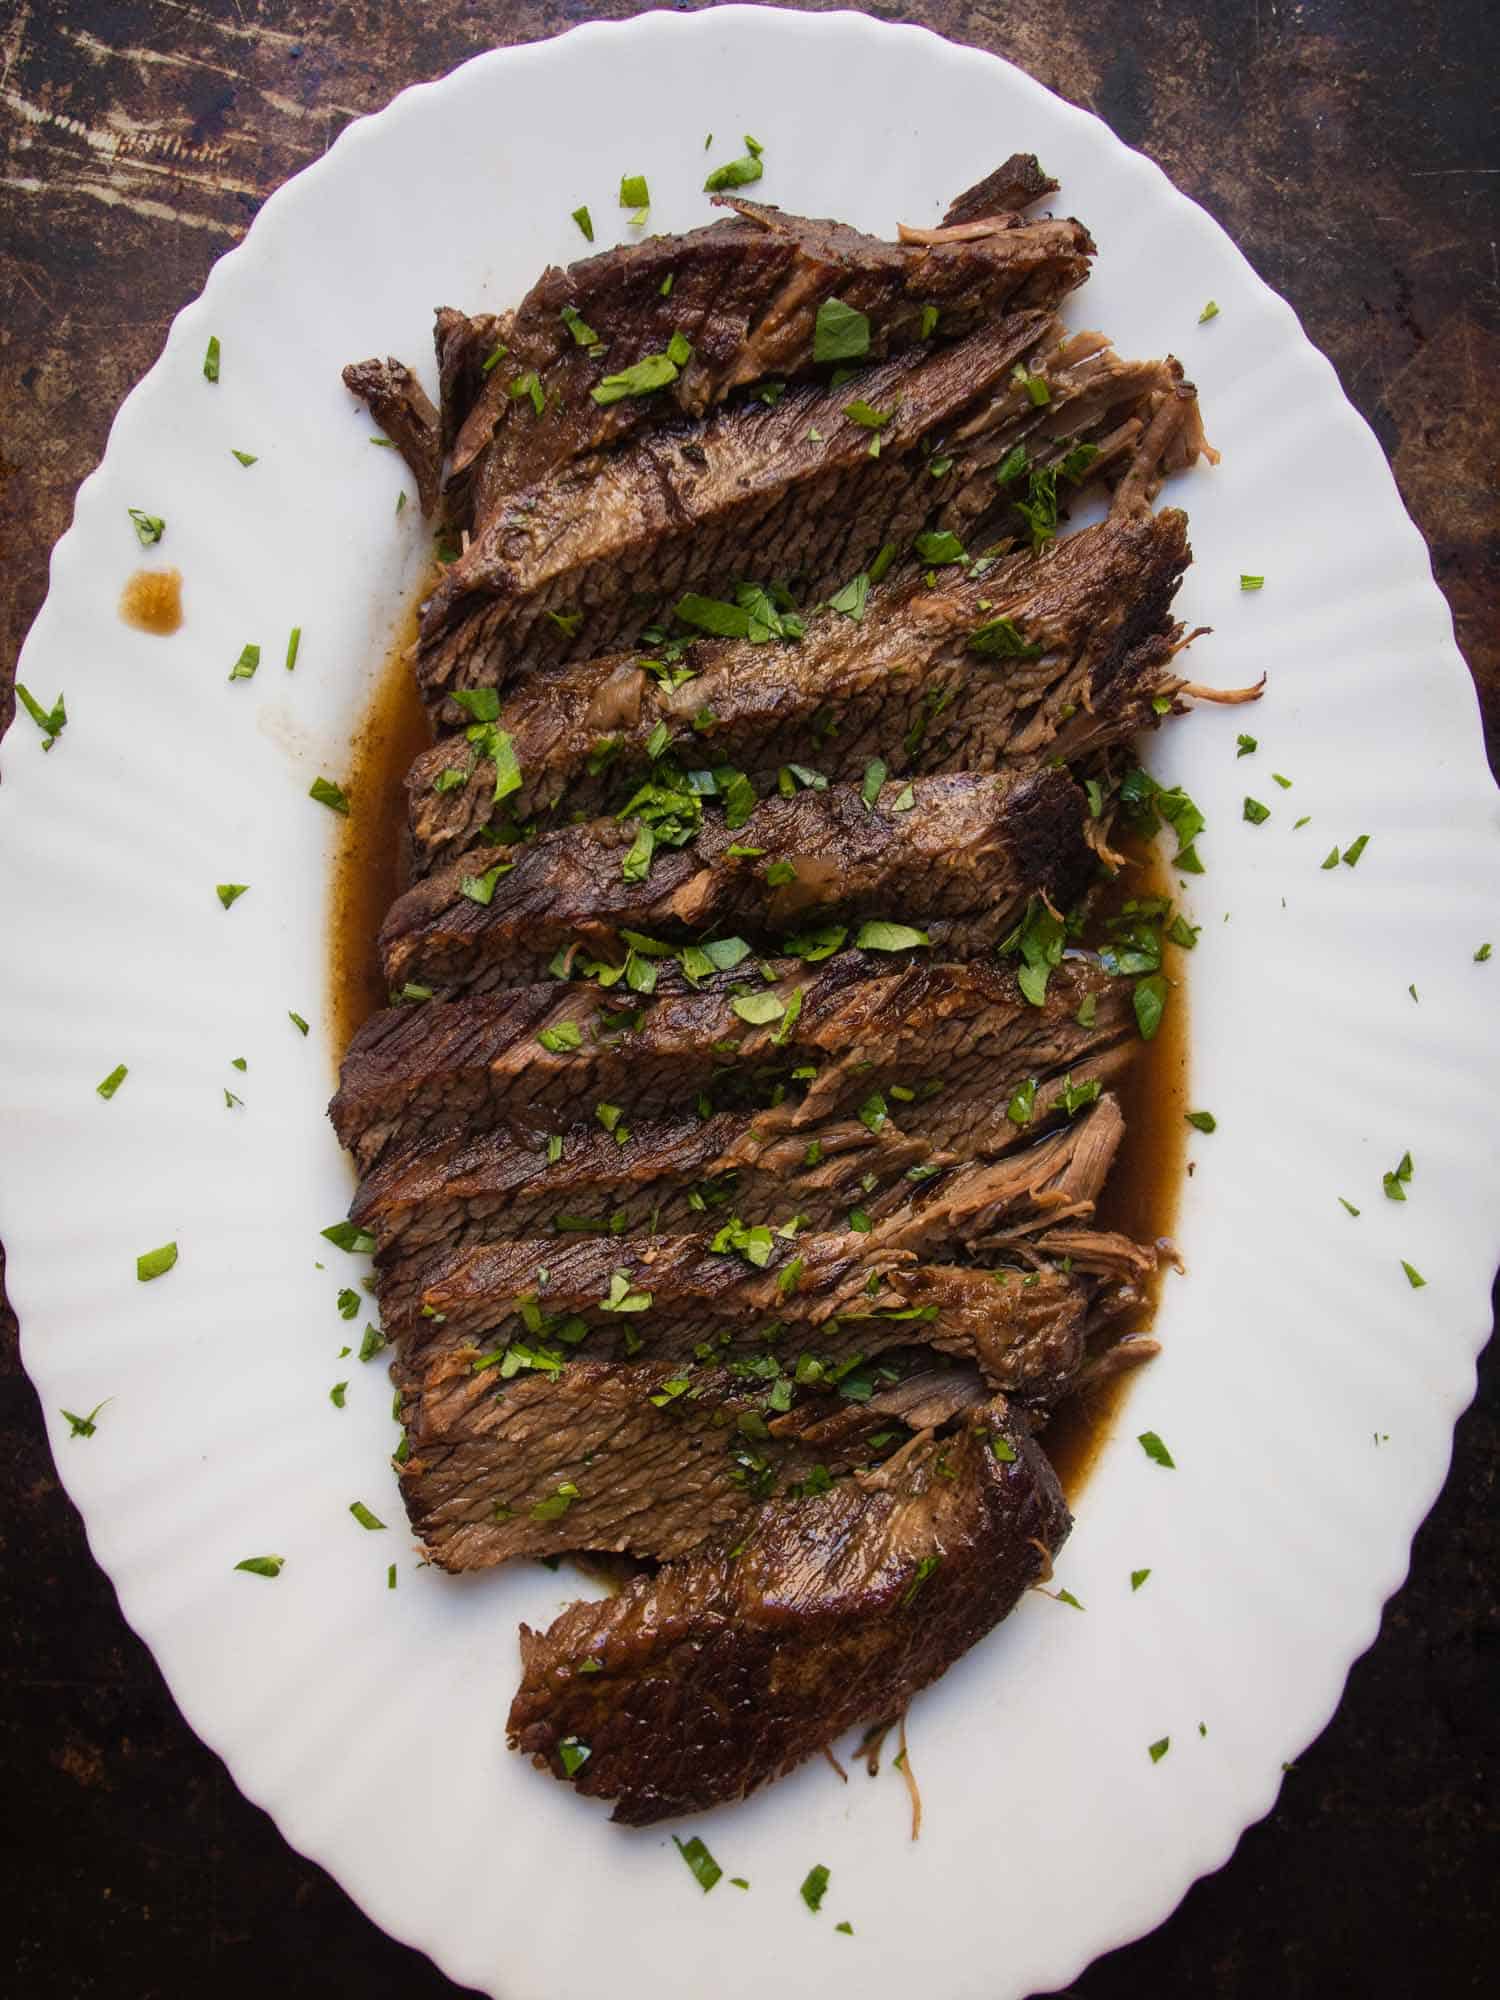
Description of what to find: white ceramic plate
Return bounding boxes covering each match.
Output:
[3,8,1497,1995]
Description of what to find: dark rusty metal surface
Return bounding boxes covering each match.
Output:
[1,4,1494,1995]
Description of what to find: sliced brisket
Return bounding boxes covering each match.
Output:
[391,1094,1127,1351]
[415,315,1202,715]
[403,506,1193,877]
[443,201,1093,531]
[378,768,1094,1000]
[397,1344,989,1569]
[506,1403,1069,1823]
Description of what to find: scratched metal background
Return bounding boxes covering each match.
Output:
[1,4,1495,1995]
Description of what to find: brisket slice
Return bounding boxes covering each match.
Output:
[444,197,1093,531]
[403,506,1192,877]
[938,153,1059,227]
[378,768,1094,1000]
[415,314,1192,714]
[331,951,1110,1177]
[340,357,443,518]
[396,1351,989,1570]
[505,1403,1068,1824]
[434,307,511,452]
[388,1094,1128,1350]
[351,979,1136,1297]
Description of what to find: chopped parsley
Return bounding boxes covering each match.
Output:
[288,1010,310,1036]
[15,685,67,749]
[1401,1261,1426,1289]
[1242,796,1270,824]
[854,920,930,952]
[61,1400,109,1439]
[703,148,764,193]
[1341,834,1369,868]
[560,302,600,348]
[1138,1430,1175,1468]
[532,1481,580,1521]
[1339,1197,1361,1217]
[674,1834,723,1891]
[913,530,965,565]
[828,571,870,620]
[990,1436,1018,1462]
[128,508,165,545]
[902,1554,940,1607]
[330,1381,348,1409]
[136,1242,178,1282]
[203,335,221,381]
[1199,300,1220,322]
[1382,1151,1413,1202]
[1476,943,1492,962]
[459,861,512,906]
[1007,1077,1037,1126]
[1236,732,1258,757]
[970,617,1040,659]
[1136,972,1176,1040]
[1012,362,1050,406]
[1131,1567,1151,1591]
[337,1288,360,1319]
[1148,1736,1171,1764]
[1054,1588,1086,1610]
[800,1864,831,1912]
[358,1324,387,1362]
[228,644,260,682]
[321,1221,376,1253]
[216,882,249,909]
[349,1501,386,1531]
[592,348,685,405]
[231,449,258,467]
[96,1064,128,1100]
[234,1555,284,1578]
[309,776,350,815]
[812,297,870,364]
[1185,1110,1217,1133]
[537,1021,583,1054]
[599,1270,651,1313]
[558,1737,591,1778]
[618,172,650,209]
[571,204,594,241]
[1240,574,1264,591]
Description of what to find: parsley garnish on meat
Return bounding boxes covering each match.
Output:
[813,297,870,364]
[854,920,930,951]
